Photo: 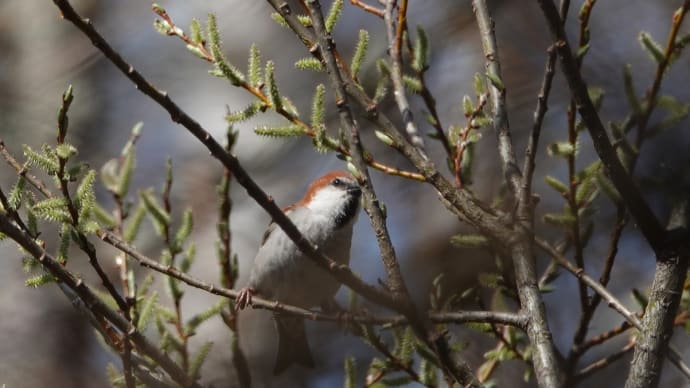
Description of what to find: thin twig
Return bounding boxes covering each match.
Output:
[520,0,569,211]
[0,139,54,197]
[575,341,635,382]
[49,0,402,313]
[535,237,690,381]
[384,0,427,156]
[101,227,527,327]
[350,0,384,18]
[0,213,199,388]
[472,0,521,196]
[634,0,690,146]
[536,0,666,250]
[155,5,425,182]
[300,2,479,386]
[266,0,514,248]
[565,1,598,347]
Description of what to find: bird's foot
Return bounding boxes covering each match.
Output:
[235,287,254,311]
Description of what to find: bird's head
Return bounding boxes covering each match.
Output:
[297,171,361,228]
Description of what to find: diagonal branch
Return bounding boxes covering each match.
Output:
[536,0,666,250]
[535,237,690,382]
[625,200,690,388]
[0,213,199,388]
[305,0,410,305]
[383,0,427,156]
[473,2,563,386]
[49,0,400,313]
[304,1,479,386]
[100,228,527,328]
[265,0,514,244]
[472,0,521,196]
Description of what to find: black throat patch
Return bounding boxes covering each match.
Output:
[334,196,360,229]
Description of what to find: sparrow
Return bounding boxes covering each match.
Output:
[237,171,362,375]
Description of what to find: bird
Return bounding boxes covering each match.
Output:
[236,170,362,375]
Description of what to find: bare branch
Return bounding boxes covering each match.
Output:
[536,0,666,249]
[472,0,521,195]
[535,237,690,382]
[384,0,427,156]
[0,214,199,388]
[49,0,401,313]
[101,229,526,328]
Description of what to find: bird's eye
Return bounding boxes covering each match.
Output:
[332,178,342,186]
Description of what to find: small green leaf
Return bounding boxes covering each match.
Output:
[57,223,71,264]
[473,73,486,95]
[248,43,262,87]
[8,177,26,210]
[25,273,56,288]
[180,242,196,273]
[23,145,59,175]
[265,60,282,111]
[172,208,194,254]
[141,190,170,235]
[270,12,288,27]
[462,95,473,116]
[402,75,422,93]
[225,101,262,123]
[543,212,577,227]
[576,43,591,59]
[294,57,324,71]
[208,13,245,86]
[485,72,504,92]
[189,341,213,380]
[76,170,97,222]
[374,130,394,146]
[254,125,304,137]
[639,31,665,64]
[311,84,326,130]
[281,96,300,117]
[412,25,429,72]
[185,300,226,335]
[547,141,576,157]
[596,169,621,203]
[351,30,369,79]
[325,0,344,33]
[124,203,146,243]
[623,64,642,115]
[588,86,605,111]
[189,18,203,44]
[397,327,415,365]
[544,175,568,195]
[137,291,159,331]
[32,197,70,223]
[575,174,598,206]
[55,143,77,159]
[297,15,312,27]
[450,234,489,248]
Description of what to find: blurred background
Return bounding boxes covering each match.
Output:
[1,0,689,387]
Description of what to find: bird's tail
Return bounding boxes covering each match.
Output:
[273,315,315,375]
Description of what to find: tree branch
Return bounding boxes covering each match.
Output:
[49,0,402,313]
[535,0,666,250]
[0,213,199,388]
[384,0,427,156]
[625,200,690,388]
[305,1,478,385]
[100,228,526,328]
[535,237,690,382]
[472,0,521,195]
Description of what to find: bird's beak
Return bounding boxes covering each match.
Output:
[347,184,362,196]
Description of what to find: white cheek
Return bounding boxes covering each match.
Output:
[307,187,345,218]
